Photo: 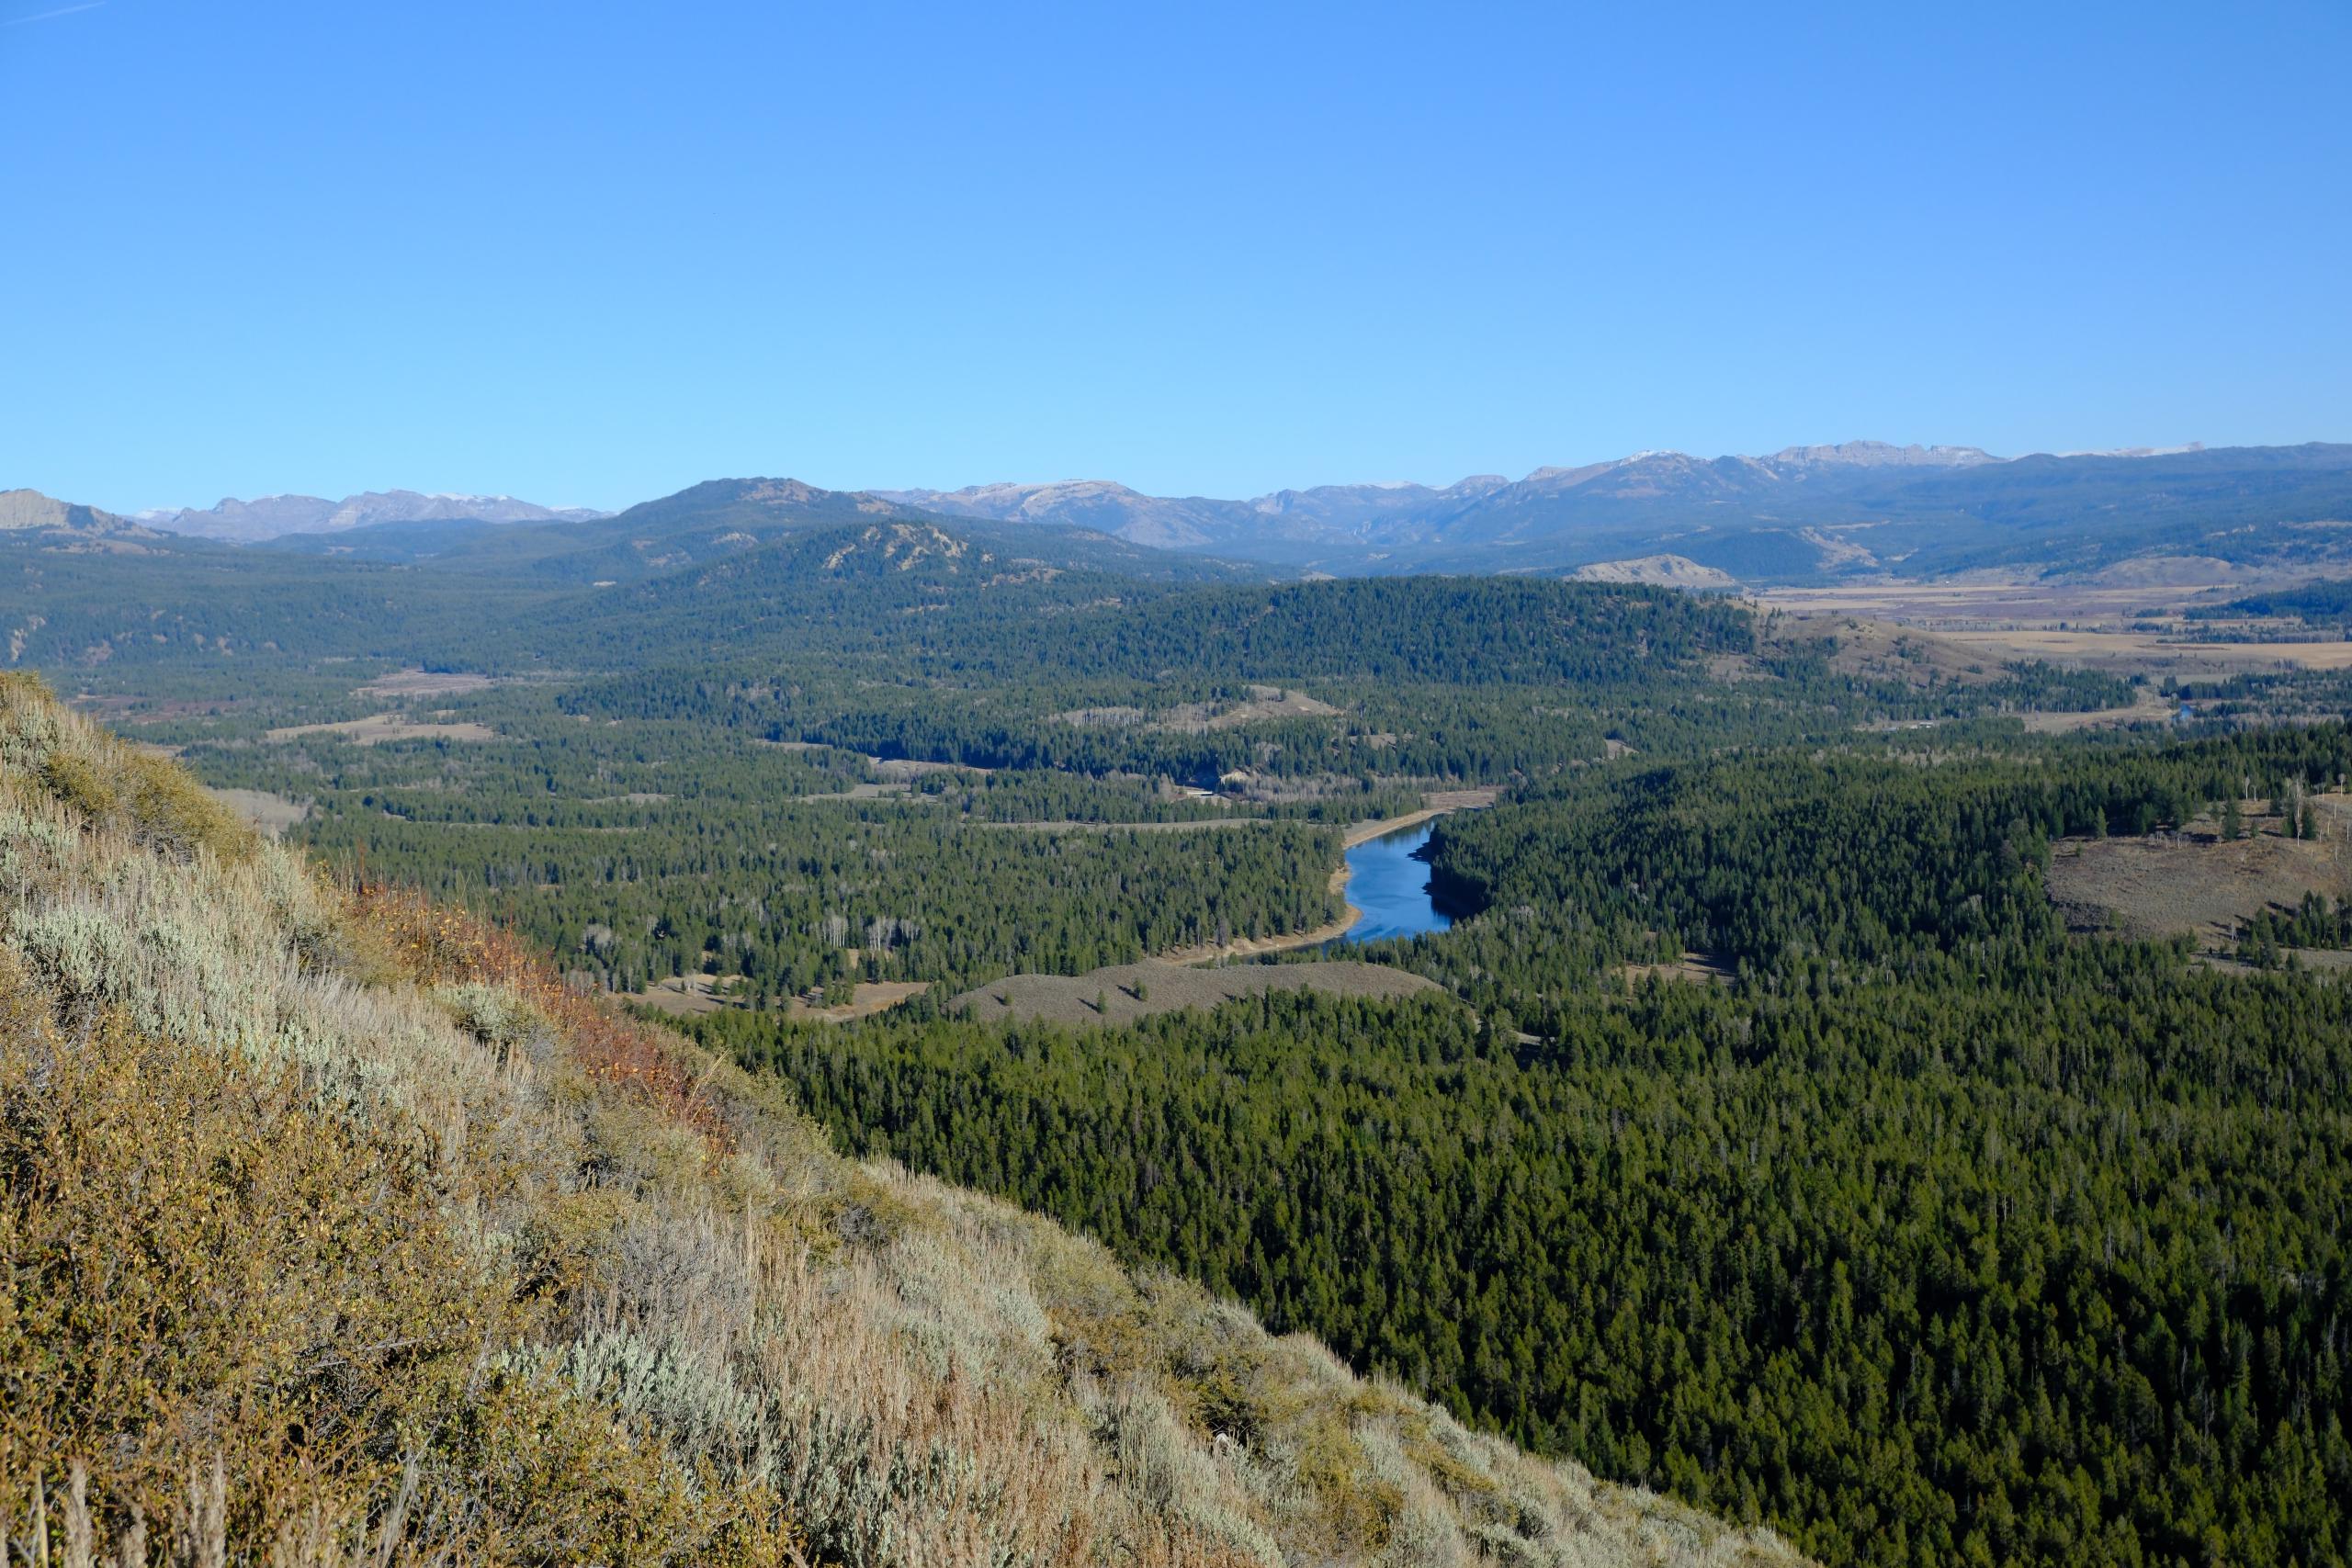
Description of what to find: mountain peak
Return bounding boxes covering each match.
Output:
[0,488,147,537]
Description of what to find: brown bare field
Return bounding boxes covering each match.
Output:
[352,668,500,699]
[208,786,311,838]
[2046,803,2352,948]
[266,713,500,744]
[635,973,928,1022]
[952,955,1441,1026]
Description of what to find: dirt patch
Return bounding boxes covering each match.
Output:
[634,974,736,1018]
[209,787,310,838]
[266,714,500,745]
[952,957,1441,1026]
[2046,807,2352,947]
[354,669,499,699]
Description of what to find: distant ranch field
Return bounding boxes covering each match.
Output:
[1933,627,2352,672]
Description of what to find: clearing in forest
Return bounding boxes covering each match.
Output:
[2047,798,2352,951]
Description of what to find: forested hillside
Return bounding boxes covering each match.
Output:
[702,728,2352,1568]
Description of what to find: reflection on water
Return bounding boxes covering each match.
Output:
[1337,822,1453,942]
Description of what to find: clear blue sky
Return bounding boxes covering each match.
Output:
[5,1,2346,513]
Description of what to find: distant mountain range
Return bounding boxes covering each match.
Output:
[21,439,2352,587]
[878,442,2007,558]
[891,441,2352,580]
[139,490,608,543]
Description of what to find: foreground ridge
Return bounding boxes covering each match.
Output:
[0,671,1804,1566]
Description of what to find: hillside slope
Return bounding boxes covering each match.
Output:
[0,673,1804,1566]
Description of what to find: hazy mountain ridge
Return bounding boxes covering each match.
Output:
[885,441,2352,581]
[141,489,610,542]
[869,440,2037,567]
[24,439,2352,589]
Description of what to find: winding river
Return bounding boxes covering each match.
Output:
[1335,821,1455,942]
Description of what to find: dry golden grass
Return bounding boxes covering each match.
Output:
[0,671,1810,1568]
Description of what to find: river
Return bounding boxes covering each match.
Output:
[1336,821,1454,942]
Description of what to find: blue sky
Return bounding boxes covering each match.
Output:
[4,1,2346,513]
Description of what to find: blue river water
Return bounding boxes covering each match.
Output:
[1336,822,1454,942]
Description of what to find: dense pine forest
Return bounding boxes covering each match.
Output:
[694,727,2352,1568]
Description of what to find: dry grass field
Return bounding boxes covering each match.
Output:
[2047,798,2352,949]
